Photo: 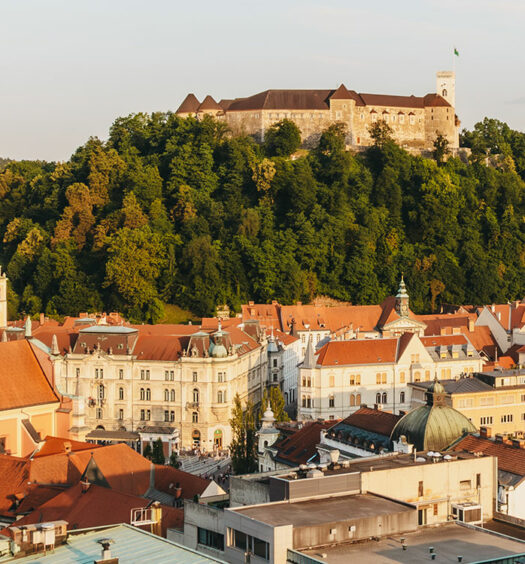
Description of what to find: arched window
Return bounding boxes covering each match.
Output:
[400,391,406,403]
[170,389,175,402]
[193,388,199,403]
[192,411,198,423]
[355,393,361,405]
[350,394,356,407]
[218,391,223,403]
[140,388,145,401]
[442,88,448,97]
[146,388,151,401]
[98,384,105,400]
[382,392,387,404]
[118,387,124,401]
[164,389,169,402]
[376,392,381,404]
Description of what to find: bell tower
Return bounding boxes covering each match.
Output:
[395,276,410,318]
[0,266,7,328]
[436,71,455,109]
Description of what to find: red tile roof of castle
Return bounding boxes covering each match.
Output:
[332,407,401,437]
[176,93,200,114]
[449,435,525,477]
[272,420,334,466]
[198,95,222,111]
[0,340,59,411]
[316,338,399,367]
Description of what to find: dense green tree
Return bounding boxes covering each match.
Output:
[259,387,290,423]
[151,438,166,464]
[230,394,258,475]
[263,119,301,157]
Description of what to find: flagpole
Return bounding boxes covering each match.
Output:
[453,47,456,73]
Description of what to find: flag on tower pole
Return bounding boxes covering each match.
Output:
[454,47,459,56]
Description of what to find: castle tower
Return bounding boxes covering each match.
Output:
[395,276,410,318]
[436,71,455,109]
[0,267,7,328]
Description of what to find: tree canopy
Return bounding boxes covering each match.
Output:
[0,113,523,321]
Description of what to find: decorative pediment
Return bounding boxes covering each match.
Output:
[383,317,427,330]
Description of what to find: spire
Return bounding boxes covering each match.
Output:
[24,315,32,338]
[395,275,410,317]
[303,333,316,369]
[51,334,59,355]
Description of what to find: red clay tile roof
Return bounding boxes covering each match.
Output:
[423,93,452,107]
[31,436,101,458]
[6,483,150,531]
[242,302,282,330]
[198,95,222,111]
[359,93,426,109]
[485,303,525,331]
[154,465,210,499]
[0,456,31,515]
[14,484,65,515]
[227,90,333,112]
[316,338,399,366]
[273,329,299,346]
[0,340,59,411]
[272,421,333,465]
[450,435,525,477]
[330,84,354,100]
[32,327,78,355]
[420,334,470,347]
[134,335,186,361]
[334,407,401,436]
[176,93,200,114]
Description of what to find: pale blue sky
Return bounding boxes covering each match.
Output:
[0,0,523,161]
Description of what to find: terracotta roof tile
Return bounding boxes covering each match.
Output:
[32,436,102,458]
[154,465,210,499]
[134,335,186,361]
[450,435,525,476]
[331,407,401,436]
[14,484,65,515]
[272,421,333,465]
[0,340,59,411]
[198,95,222,111]
[6,483,150,531]
[0,456,30,515]
[316,338,398,367]
[176,93,200,114]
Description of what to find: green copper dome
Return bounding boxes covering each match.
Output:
[391,378,476,451]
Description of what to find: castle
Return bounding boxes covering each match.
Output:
[176,71,459,151]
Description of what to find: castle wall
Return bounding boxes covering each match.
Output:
[424,106,458,148]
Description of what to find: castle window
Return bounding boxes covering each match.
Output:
[442,89,448,97]
[371,113,377,122]
[399,114,405,124]
[336,111,342,119]
[409,114,415,125]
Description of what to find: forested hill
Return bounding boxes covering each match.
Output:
[0,115,523,323]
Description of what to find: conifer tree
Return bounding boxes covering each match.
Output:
[230,394,258,474]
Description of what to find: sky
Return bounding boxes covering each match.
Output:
[0,0,524,161]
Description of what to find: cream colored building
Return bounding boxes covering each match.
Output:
[50,322,268,451]
[298,331,482,421]
[177,71,459,151]
[411,369,525,435]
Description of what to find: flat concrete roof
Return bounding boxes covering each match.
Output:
[275,451,490,482]
[300,523,525,563]
[233,493,413,528]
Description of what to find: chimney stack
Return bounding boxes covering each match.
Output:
[479,427,491,439]
[95,539,117,564]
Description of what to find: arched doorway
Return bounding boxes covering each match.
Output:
[214,429,223,450]
[192,429,201,447]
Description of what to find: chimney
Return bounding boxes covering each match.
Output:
[39,313,45,325]
[491,304,496,313]
[494,434,504,443]
[468,318,475,332]
[479,427,491,439]
[81,480,91,493]
[512,439,525,449]
[95,539,117,564]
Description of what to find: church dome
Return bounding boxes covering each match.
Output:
[390,378,476,451]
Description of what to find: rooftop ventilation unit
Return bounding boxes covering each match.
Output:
[451,503,482,525]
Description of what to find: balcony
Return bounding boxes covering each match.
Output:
[186,402,199,410]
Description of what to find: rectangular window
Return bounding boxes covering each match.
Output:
[230,530,269,561]
[192,372,198,382]
[119,369,124,380]
[480,416,493,425]
[198,528,224,551]
[460,480,472,490]
[140,409,145,421]
[476,473,481,488]
[118,409,124,420]
[76,368,80,377]
[164,410,169,422]
[165,370,169,381]
[140,370,145,380]
[501,414,513,423]
[170,411,175,422]
[170,371,174,381]
[146,409,151,421]
[433,503,438,516]
[146,370,150,380]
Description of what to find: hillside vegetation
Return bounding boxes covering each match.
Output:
[0,115,523,322]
